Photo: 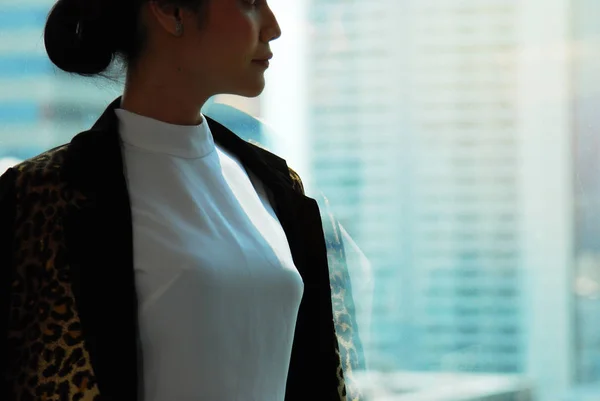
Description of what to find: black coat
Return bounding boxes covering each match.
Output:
[0,97,363,401]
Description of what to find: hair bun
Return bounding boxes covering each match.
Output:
[44,0,115,76]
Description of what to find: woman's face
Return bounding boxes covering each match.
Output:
[149,0,282,99]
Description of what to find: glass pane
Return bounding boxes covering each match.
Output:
[2,0,600,400]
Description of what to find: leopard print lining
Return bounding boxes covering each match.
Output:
[7,146,100,400]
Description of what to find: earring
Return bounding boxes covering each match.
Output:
[75,21,84,40]
[175,19,184,36]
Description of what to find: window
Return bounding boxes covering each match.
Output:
[1,0,595,400]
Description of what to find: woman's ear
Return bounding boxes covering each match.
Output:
[146,0,183,37]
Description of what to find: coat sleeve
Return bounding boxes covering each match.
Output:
[288,166,369,400]
[317,194,369,401]
[0,167,17,398]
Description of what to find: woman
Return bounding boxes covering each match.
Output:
[0,0,363,400]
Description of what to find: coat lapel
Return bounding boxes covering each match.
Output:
[61,97,340,400]
[62,97,141,400]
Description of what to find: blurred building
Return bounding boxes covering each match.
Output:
[0,0,120,161]
[305,0,529,373]
[302,2,574,401]
[403,2,526,375]
[573,0,600,390]
[305,0,413,371]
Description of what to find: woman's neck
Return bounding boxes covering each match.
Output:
[120,67,207,126]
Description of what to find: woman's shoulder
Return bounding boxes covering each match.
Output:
[12,144,70,175]
[1,143,71,202]
[244,138,306,196]
[287,166,305,195]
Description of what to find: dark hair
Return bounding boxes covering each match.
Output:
[44,0,206,77]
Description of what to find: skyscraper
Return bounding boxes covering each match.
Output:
[306,0,528,372]
[299,1,574,400]
[572,0,600,392]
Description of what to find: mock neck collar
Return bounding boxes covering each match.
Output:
[63,96,295,193]
[115,108,215,159]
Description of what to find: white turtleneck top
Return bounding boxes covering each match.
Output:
[115,108,304,401]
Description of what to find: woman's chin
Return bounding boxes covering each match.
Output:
[237,81,266,98]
